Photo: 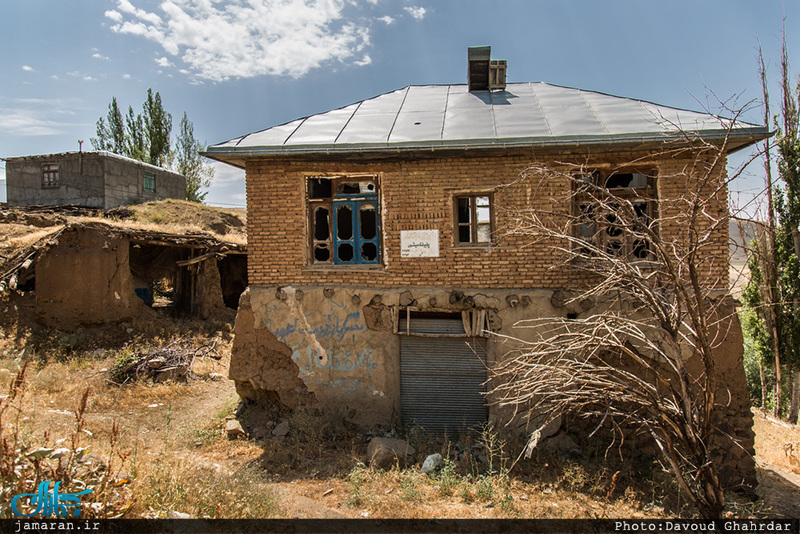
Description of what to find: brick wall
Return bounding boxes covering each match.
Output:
[245,150,729,289]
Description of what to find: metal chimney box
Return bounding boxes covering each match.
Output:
[468,46,506,91]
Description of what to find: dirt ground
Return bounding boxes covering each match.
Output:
[2,319,799,519]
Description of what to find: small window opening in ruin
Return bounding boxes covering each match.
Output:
[308,175,381,266]
[455,194,493,245]
[217,254,248,309]
[42,163,59,188]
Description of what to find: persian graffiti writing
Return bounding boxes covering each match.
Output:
[272,311,364,342]
[292,345,376,376]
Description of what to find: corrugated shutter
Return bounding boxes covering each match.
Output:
[400,334,488,433]
[398,316,466,335]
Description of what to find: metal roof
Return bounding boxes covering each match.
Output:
[204,82,769,166]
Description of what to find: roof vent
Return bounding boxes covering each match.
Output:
[468,46,506,92]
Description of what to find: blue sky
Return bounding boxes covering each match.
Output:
[1,1,798,208]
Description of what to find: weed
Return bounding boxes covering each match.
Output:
[0,365,132,518]
[436,457,460,497]
[399,471,422,502]
[345,462,370,507]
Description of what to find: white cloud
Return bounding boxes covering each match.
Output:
[155,56,173,67]
[106,0,375,81]
[0,98,84,136]
[123,73,132,79]
[105,10,123,22]
[22,65,35,72]
[404,6,426,20]
[92,53,111,60]
[378,15,394,24]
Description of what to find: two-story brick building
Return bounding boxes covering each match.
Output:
[205,48,767,486]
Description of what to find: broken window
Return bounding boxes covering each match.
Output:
[454,195,492,245]
[308,176,380,265]
[42,163,59,188]
[573,171,656,259]
[143,172,156,193]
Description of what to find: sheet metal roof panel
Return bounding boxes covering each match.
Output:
[234,120,304,147]
[443,104,495,139]
[351,87,408,114]
[581,96,662,134]
[399,85,451,112]
[640,101,725,132]
[284,106,357,145]
[205,82,768,157]
[492,105,552,138]
[389,111,445,143]
[336,112,398,144]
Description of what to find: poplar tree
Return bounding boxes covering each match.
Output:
[90,89,213,203]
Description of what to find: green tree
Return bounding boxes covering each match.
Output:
[125,105,147,162]
[90,89,213,203]
[143,89,172,167]
[744,36,800,422]
[176,112,214,203]
[90,97,125,154]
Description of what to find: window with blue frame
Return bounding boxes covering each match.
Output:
[308,176,381,265]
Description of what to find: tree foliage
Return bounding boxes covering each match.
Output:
[90,89,213,203]
[743,37,800,422]
[176,112,214,203]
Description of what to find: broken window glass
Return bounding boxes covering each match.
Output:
[336,205,353,240]
[360,205,376,240]
[308,176,381,265]
[574,170,655,260]
[455,195,493,245]
[309,178,332,199]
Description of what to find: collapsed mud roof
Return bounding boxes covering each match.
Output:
[1,205,247,329]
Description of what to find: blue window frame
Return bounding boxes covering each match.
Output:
[309,177,380,265]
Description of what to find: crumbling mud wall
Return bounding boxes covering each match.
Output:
[229,288,315,410]
[35,226,154,329]
[194,258,229,320]
[231,284,756,491]
[704,297,757,492]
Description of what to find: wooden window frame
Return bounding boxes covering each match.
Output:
[306,175,381,266]
[453,193,494,246]
[42,163,59,188]
[572,170,658,260]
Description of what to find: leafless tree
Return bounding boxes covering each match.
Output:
[489,123,760,518]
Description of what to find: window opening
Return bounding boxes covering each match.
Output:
[574,170,656,259]
[455,195,492,245]
[308,176,380,265]
[42,163,59,188]
[144,172,156,192]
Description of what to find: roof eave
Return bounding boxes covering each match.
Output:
[202,127,771,166]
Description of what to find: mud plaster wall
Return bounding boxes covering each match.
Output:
[194,258,229,320]
[233,285,755,489]
[234,285,574,426]
[35,227,154,329]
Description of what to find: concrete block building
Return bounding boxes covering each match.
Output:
[4,151,186,208]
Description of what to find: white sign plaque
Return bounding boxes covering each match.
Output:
[400,230,439,258]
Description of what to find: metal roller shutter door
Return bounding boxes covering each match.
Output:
[400,335,488,433]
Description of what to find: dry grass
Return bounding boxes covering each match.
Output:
[752,409,800,475]
[1,316,797,519]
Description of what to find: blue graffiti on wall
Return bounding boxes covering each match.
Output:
[271,311,364,343]
[292,344,376,376]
